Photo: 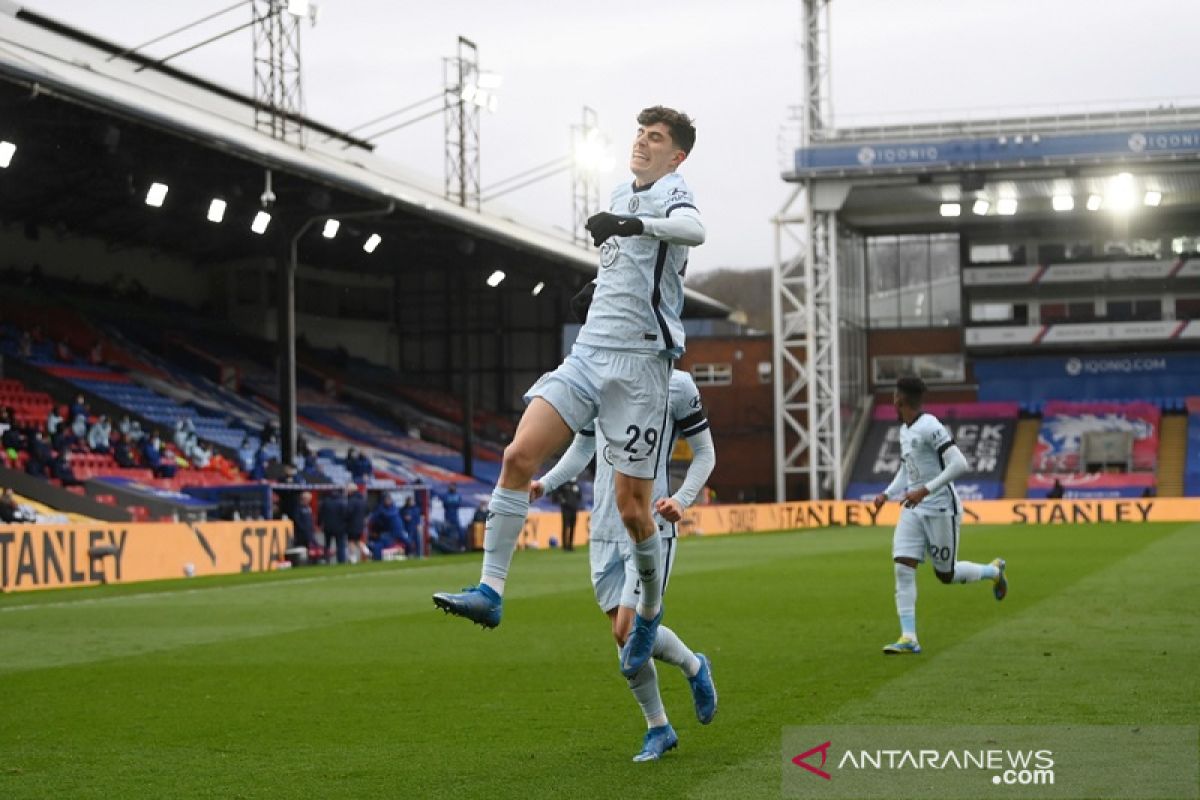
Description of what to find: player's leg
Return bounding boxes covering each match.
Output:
[883,509,923,654]
[432,397,576,627]
[607,549,677,762]
[601,355,672,676]
[930,514,1006,599]
[653,530,717,724]
[593,542,674,760]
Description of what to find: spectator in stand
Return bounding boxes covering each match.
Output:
[369,492,410,558]
[141,432,177,478]
[3,415,27,455]
[17,330,32,358]
[46,406,63,437]
[26,430,52,477]
[86,414,112,454]
[189,441,212,469]
[319,486,349,564]
[118,415,145,444]
[346,447,373,483]
[69,394,88,421]
[54,340,73,362]
[69,411,88,443]
[176,418,197,450]
[297,434,313,466]
[439,483,464,551]
[1046,479,1065,499]
[112,433,137,468]
[89,340,104,366]
[400,496,422,551]
[345,484,368,563]
[293,490,316,551]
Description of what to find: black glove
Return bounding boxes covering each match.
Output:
[569,281,596,323]
[585,212,644,246]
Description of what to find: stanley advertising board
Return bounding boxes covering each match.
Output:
[0,520,293,593]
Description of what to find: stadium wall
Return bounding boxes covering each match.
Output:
[518,498,1200,549]
[676,336,774,502]
[0,520,293,592]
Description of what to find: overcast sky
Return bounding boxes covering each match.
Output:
[24,0,1200,272]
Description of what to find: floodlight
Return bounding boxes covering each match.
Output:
[0,140,14,168]
[363,233,382,253]
[460,84,479,104]
[575,128,614,173]
[938,203,961,217]
[1143,191,1162,207]
[251,211,271,234]
[531,281,545,296]
[1086,194,1103,211]
[145,182,169,208]
[972,199,990,216]
[1105,172,1136,212]
[322,219,340,239]
[487,270,506,287]
[207,198,227,223]
[1051,194,1074,212]
[286,0,309,17]
[996,198,1018,216]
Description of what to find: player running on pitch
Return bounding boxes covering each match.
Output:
[873,376,1007,655]
[532,367,716,761]
[434,106,704,680]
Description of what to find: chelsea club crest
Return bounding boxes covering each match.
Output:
[627,196,639,213]
[599,239,619,268]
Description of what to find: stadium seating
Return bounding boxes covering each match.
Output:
[1186,398,1200,497]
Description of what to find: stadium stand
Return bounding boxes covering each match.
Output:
[1186,398,1200,497]
[1027,401,1160,498]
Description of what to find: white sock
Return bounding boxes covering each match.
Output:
[633,533,663,619]
[894,562,917,639]
[653,624,701,678]
[952,561,995,583]
[479,487,529,596]
[624,652,667,728]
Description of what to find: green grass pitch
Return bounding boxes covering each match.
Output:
[1,522,1197,799]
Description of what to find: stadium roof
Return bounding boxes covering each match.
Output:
[785,103,1200,233]
[0,2,730,316]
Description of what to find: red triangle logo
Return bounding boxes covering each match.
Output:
[792,741,832,780]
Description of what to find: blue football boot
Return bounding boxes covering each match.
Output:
[688,653,718,724]
[632,724,678,762]
[619,606,663,678]
[432,584,502,629]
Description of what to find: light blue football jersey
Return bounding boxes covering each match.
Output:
[898,413,962,516]
[586,370,709,541]
[575,172,700,359]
